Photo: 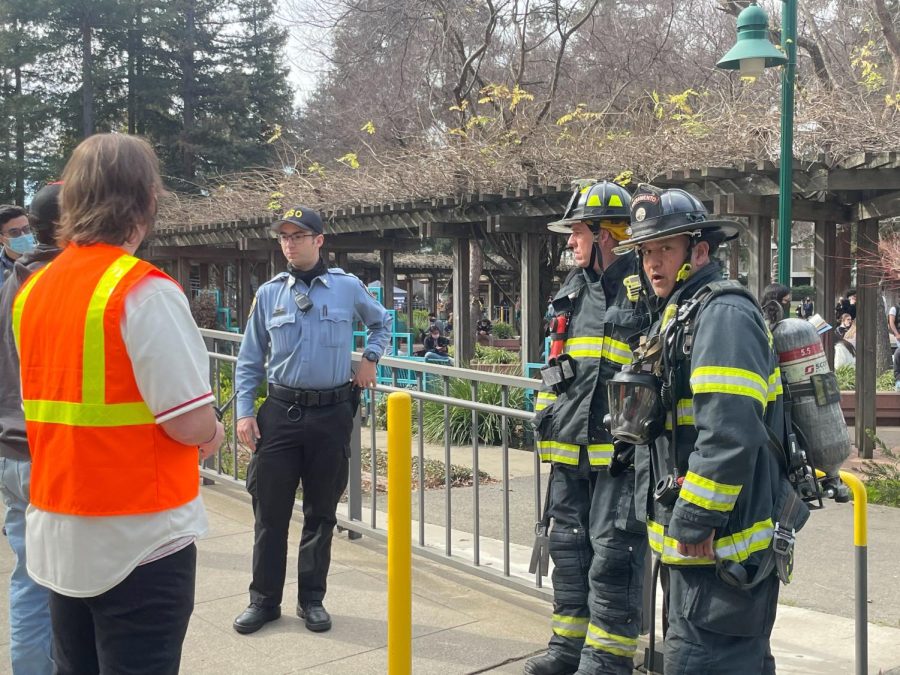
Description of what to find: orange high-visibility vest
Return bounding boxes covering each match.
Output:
[12,243,199,516]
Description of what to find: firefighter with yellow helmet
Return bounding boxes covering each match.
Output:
[526,180,650,675]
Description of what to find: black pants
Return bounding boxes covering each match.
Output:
[247,396,351,608]
[545,453,594,664]
[665,566,779,675]
[50,543,196,675]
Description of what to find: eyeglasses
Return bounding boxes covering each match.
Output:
[3,224,31,238]
[277,232,318,244]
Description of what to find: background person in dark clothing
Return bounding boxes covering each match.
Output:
[0,183,62,675]
[423,325,450,360]
[835,289,857,321]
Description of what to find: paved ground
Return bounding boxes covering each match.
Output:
[0,426,898,673]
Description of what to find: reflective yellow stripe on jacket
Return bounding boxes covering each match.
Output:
[600,336,632,366]
[664,398,694,430]
[690,366,769,408]
[552,613,589,639]
[585,622,638,658]
[534,391,557,411]
[538,441,613,466]
[564,336,603,359]
[679,471,742,512]
[647,518,774,565]
[767,367,783,402]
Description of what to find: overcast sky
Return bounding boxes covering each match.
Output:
[277,0,326,107]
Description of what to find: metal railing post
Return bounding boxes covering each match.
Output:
[387,392,412,675]
[348,402,362,540]
[839,470,868,675]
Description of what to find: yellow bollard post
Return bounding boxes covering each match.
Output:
[839,470,868,675]
[387,392,412,675]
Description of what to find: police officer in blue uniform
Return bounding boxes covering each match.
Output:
[232,206,392,635]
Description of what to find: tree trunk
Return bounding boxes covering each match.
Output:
[14,59,24,205]
[81,12,94,138]
[181,0,196,180]
[469,239,484,332]
[127,5,143,135]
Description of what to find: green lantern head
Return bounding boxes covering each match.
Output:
[716,3,787,77]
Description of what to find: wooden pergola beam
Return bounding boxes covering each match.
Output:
[713,193,853,223]
[856,190,900,220]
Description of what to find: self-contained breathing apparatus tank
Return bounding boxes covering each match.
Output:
[773,318,851,495]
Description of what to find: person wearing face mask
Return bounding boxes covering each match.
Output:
[12,134,224,675]
[0,183,62,675]
[0,204,35,285]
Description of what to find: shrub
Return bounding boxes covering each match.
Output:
[492,321,515,339]
[861,432,900,508]
[474,344,520,365]
[421,377,528,447]
[835,365,896,392]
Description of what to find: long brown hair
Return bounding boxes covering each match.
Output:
[58,134,163,246]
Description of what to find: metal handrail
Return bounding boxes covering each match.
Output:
[199,327,548,598]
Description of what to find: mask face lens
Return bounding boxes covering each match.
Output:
[607,374,662,444]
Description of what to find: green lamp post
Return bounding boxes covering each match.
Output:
[717,1,796,286]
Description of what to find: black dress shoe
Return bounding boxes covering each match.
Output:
[297,601,332,632]
[233,604,281,634]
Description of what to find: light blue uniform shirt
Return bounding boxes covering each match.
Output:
[235,268,392,418]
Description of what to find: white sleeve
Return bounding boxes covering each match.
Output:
[121,276,215,424]
[891,306,897,317]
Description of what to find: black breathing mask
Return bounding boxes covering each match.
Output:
[606,366,665,445]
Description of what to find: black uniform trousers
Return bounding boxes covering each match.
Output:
[664,566,779,675]
[247,395,351,608]
[545,450,594,664]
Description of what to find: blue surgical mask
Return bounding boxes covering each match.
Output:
[7,232,36,255]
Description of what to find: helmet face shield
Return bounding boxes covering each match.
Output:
[607,370,664,444]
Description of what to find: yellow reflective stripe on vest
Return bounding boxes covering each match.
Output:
[601,336,632,365]
[23,400,155,426]
[690,366,768,408]
[767,367,783,402]
[537,440,579,465]
[587,444,613,466]
[18,254,154,428]
[565,336,603,359]
[11,265,50,351]
[664,398,694,430]
[82,256,142,404]
[647,518,774,565]
[552,613,589,638]
[680,470,742,512]
[535,391,558,411]
[584,622,638,658]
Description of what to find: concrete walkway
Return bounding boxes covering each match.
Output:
[3,481,900,674]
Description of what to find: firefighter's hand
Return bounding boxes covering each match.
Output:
[237,416,261,453]
[677,531,715,559]
[199,421,225,461]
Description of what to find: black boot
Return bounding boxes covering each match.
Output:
[523,651,579,675]
[297,601,332,632]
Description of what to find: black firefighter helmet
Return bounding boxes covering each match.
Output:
[617,184,741,250]
[547,180,631,234]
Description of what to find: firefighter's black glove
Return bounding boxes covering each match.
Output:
[608,440,636,477]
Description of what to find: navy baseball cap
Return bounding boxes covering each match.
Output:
[271,205,324,235]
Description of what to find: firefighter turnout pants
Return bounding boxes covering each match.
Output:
[575,468,647,675]
[545,454,594,666]
[664,566,779,675]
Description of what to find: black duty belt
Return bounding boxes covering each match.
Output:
[268,383,352,407]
